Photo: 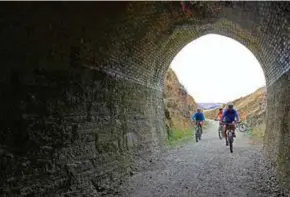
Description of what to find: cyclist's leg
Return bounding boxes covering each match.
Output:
[232,124,236,137]
[223,125,227,137]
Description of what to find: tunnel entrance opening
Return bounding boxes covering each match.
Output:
[163,33,267,144]
[148,6,290,191]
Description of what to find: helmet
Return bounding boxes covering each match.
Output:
[227,102,234,108]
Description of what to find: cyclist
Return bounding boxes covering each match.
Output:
[220,103,240,146]
[215,108,223,121]
[215,108,224,138]
[191,108,205,134]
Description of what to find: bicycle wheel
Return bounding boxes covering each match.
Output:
[228,132,233,153]
[195,128,199,142]
[218,126,223,140]
[238,123,248,132]
[199,127,202,140]
[229,140,233,153]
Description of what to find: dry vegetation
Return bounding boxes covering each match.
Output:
[163,68,199,144]
[231,87,266,121]
[164,68,198,130]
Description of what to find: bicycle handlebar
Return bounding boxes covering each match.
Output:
[191,120,203,126]
[219,121,241,125]
[214,118,240,122]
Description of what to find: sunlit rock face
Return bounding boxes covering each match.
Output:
[163,68,197,132]
[0,2,289,196]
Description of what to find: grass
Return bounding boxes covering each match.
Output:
[167,120,210,147]
[245,123,265,143]
[167,128,194,146]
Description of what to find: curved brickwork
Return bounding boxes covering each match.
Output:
[0,2,289,196]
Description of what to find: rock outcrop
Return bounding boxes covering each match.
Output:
[163,68,198,131]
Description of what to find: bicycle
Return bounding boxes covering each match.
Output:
[215,119,224,140]
[220,122,237,153]
[194,121,202,142]
[236,121,248,132]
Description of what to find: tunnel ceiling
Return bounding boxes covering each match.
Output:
[1,2,290,89]
[82,1,290,90]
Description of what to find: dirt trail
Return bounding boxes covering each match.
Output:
[115,121,286,197]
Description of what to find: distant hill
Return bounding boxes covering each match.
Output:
[198,103,223,110]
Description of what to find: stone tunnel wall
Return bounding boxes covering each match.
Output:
[0,2,289,196]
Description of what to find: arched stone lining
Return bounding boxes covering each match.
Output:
[0,2,289,196]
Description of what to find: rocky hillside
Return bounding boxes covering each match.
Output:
[163,68,198,131]
[204,87,267,125]
[232,87,266,123]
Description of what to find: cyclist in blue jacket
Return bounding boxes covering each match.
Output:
[220,103,240,145]
[191,108,205,133]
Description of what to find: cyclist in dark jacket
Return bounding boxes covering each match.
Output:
[220,103,240,146]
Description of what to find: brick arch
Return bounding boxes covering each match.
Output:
[153,23,266,89]
[0,1,289,195]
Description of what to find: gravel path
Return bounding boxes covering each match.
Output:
[116,121,286,197]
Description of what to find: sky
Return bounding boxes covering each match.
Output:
[170,34,266,103]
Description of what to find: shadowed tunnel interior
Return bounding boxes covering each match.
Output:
[0,2,289,196]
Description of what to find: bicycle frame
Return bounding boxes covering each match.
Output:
[195,121,202,142]
[224,123,235,134]
[195,121,202,128]
[220,122,235,153]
